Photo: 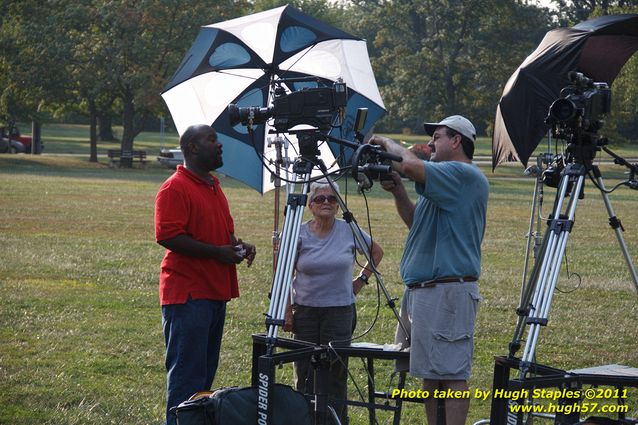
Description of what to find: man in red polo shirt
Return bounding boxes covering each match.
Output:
[154,124,256,425]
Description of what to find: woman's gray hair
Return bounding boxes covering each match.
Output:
[308,179,340,202]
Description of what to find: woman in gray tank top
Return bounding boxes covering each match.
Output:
[283,180,383,424]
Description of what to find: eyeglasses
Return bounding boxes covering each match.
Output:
[312,195,337,204]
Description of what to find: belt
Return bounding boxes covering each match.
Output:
[407,276,478,289]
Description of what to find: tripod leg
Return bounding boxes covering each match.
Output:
[519,169,585,373]
[509,226,550,356]
[514,172,571,359]
[592,167,638,294]
[266,171,312,340]
[510,162,551,356]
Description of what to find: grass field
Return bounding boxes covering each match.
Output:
[17,122,638,158]
[1,124,637,424]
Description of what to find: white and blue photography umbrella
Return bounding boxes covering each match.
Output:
[161,5,386,193]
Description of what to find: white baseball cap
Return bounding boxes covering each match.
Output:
[424,115,476,143]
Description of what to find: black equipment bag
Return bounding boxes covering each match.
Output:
[174,384,312,425]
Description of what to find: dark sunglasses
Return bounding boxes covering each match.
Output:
[312,195,337,204]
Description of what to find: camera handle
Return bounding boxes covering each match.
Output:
[602,145,638,189]
[350,144,403,192]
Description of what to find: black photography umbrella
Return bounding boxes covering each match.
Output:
[492,14,638,170]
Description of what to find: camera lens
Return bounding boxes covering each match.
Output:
[227,105,272,127]
[228,104,241,126]
[549,98,576,122]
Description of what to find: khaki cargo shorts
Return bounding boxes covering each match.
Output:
[394,281,481,380]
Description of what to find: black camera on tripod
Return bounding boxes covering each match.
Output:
[547,71,611,136]
[545,72,612,166]
[228,79,347,133]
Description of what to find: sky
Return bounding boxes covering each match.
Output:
[534,0,560,10]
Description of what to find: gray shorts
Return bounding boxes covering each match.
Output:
[394,282,480,380]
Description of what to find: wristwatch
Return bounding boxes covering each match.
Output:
[358,273,369,284]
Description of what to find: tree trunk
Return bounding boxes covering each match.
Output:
[98,114,116,141]
[445,65,457,116]
[30,120,42,154]
[89,100,98,163]
[120,89,135,168]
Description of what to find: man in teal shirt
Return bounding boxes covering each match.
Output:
[370,115,488,425]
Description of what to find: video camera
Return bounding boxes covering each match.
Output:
[339,107,402,192]
[228,79,347,133]
[547,71,611,136]
[229,79,399,191]
[543,72,612,166]
[350,143,401,192]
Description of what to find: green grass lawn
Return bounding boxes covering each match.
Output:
[1,125,637,424]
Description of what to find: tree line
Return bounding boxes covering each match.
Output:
[1,0,636,164]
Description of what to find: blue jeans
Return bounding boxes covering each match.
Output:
[162,298,227,425]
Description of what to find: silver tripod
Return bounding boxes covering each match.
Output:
[509,153,638,376]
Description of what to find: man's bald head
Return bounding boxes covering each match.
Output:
[180,124,215,157]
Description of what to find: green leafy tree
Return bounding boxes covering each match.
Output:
[0,1,77,129]
[63,3,118,161]
[587,4,638,143]
[1,0,249,164]
[251,0,347,26]
[91,0,248,166]
[346,0,553,134]
[610,51,638,143]
[472,2,554,135]
[553,0,638,24]
[1,1,123,160]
